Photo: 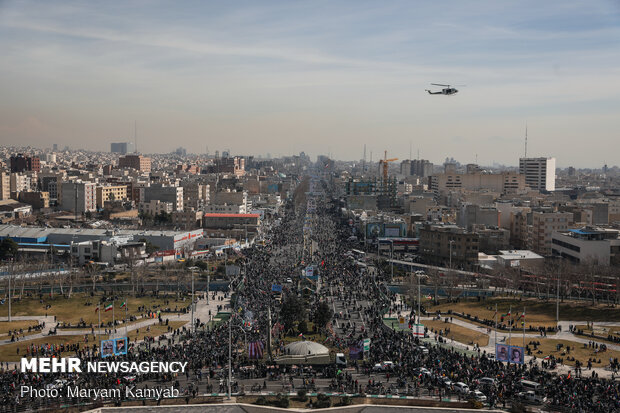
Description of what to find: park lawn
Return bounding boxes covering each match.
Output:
[125,321,186,343]
[0,335,89,362]
[506,337,620,368]
[424,319,489,347]
[0,320,38,334]
[8,293,189,325]
[431,296,620,327]
[575,325,620,338]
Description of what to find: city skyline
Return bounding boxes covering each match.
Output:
[1,1,620,167]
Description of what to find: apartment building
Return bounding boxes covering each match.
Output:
[419,224,479,268]
[430,172,525,194]
[527,211,572,256]
[118,154,151,173]
[95,185,128,208]
[0,172,9,200]
[60,181,96,213]
[143,184,183,211]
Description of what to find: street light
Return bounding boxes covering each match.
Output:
[190,268,196,333]
[390,239,394,280]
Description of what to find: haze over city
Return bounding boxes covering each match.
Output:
[1,1,619,167]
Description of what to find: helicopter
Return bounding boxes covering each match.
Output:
[426,83,461,95]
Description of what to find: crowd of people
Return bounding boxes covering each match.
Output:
[0,177,619,413]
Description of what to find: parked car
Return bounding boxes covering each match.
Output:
[517,390,545,404]
[470,390,487,402]
[440,376,453,387]
[418,345,429,354]
[479,377,496,386]
[454,382,470,394]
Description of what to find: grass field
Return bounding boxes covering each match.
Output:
[506,337,620,367]
[430,296,620,328]
[575,325,620,338]
[125,321,186,342]
[423,319,489,347]
[0,335,88,362]
[9,293,189,325]
[0,320,38,334]
[0,320,188,362]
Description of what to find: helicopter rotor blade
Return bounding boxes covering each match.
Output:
[431,83,450,87]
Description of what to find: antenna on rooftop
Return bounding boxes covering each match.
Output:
[524,123,528,158]
[363,144,367,172]
[134,120,137,153]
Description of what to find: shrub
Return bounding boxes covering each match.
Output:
[275,394,290,408]
[297,389,308,402]
[336,396,352,406]
[315,393,331,408]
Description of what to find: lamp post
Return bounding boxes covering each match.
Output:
[190,269,195,333]
[390,240,394,280]
[556,262,560,325]
[228,312,232,400]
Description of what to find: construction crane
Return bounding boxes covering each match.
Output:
[379,150,398,185]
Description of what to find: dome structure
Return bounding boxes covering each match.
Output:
[284,340,329,356]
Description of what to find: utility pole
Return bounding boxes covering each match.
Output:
[556,263,560,324]
[207,274,210,305]
[390,240,394,280]
[228,313,232,400]
[267,305,272,361]
[191,270,195,333]
[8,270,11,322]
[417,272,421,337]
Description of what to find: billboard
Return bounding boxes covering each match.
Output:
[383,223,406,238]
[101,337,128,358]
[496,344,524,364]
[411,324,424,337]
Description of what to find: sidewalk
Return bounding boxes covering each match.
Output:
[0,292,231,346]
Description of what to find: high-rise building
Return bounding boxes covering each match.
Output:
[10,154,40,173]
[110,142,136,154]
[412,159,434,177]
[400,159,433,177]
[118,154,151,172]
[519,157,556,192]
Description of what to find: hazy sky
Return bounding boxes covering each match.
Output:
[1,1,619,167]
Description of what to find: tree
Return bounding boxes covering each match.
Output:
[280,293,306,333]
[297,319,308,335]
[0,238,18,261]
[313,301,333,329]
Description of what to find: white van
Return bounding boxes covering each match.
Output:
[519,379,541,392]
